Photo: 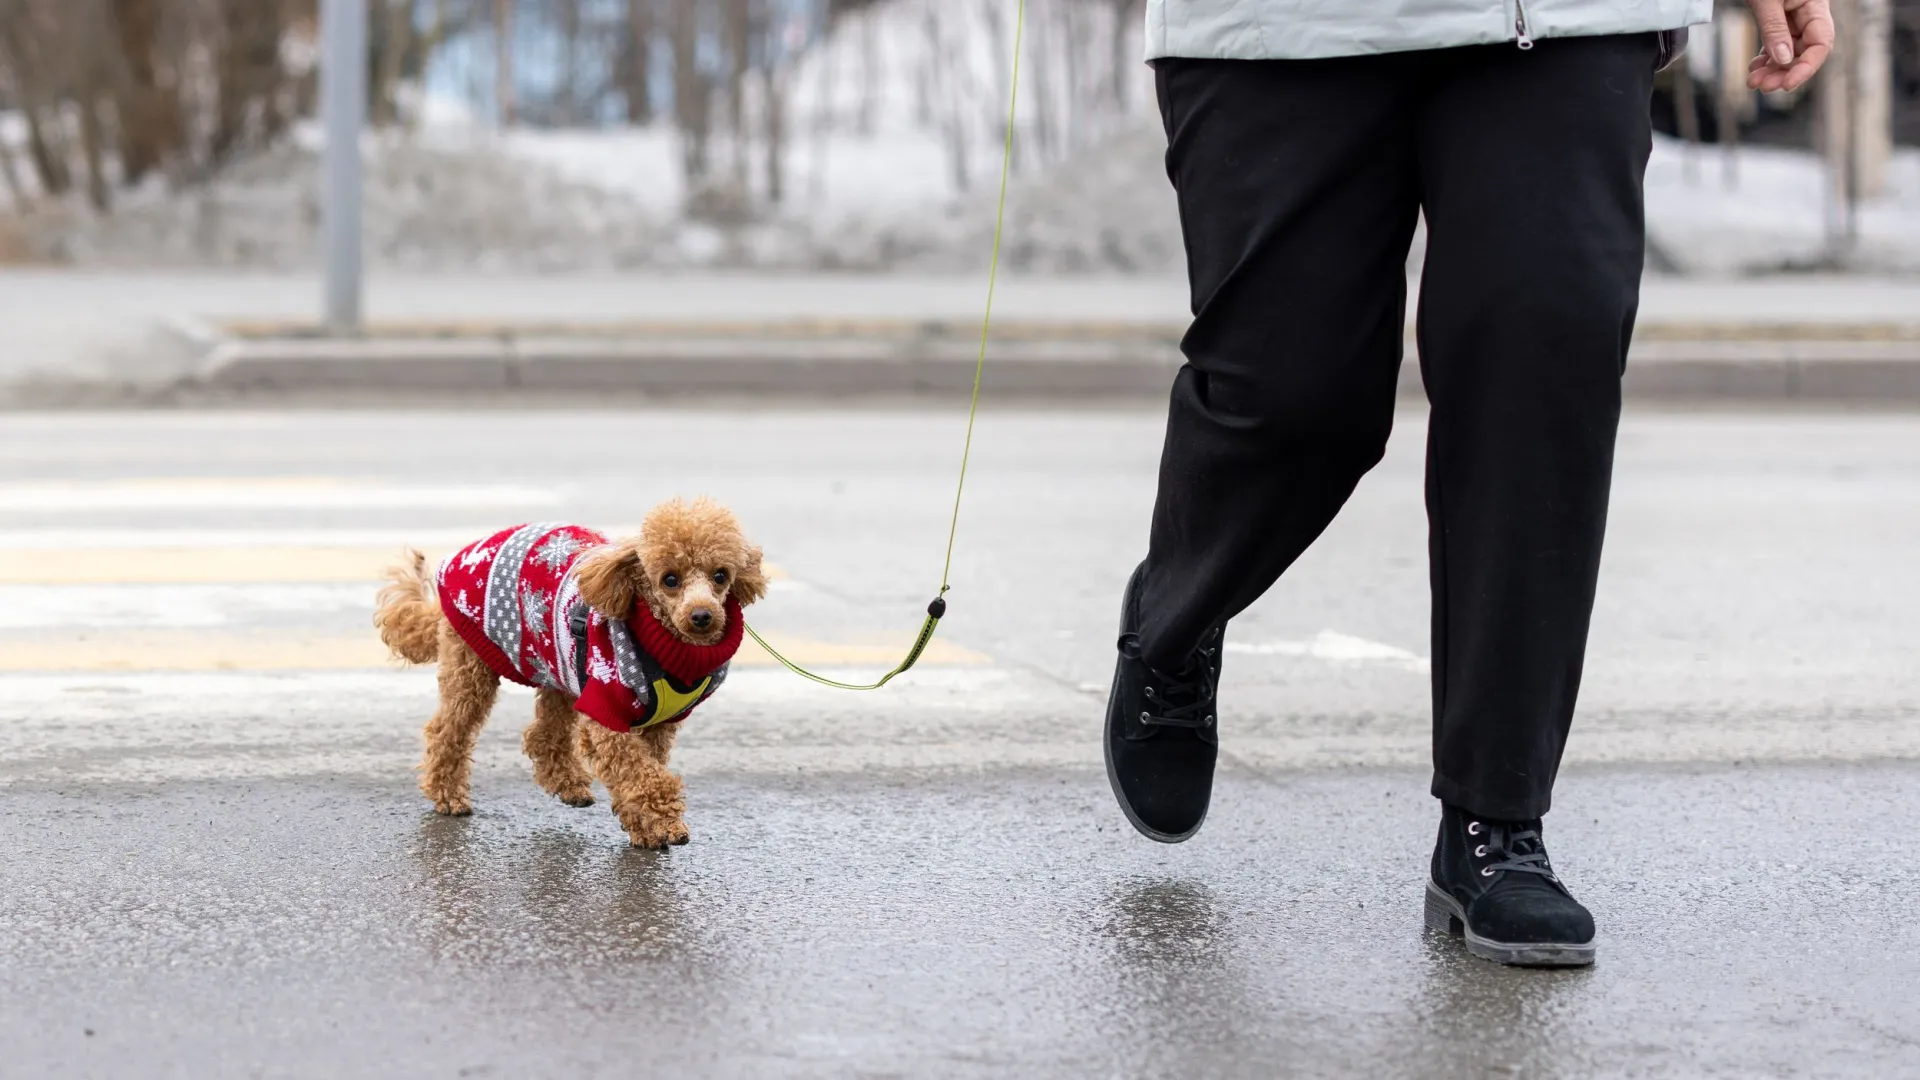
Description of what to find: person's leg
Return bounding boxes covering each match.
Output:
[1415,34,1655,821]
[1413,32,1657,966]
[1107,54,1421,842]
[1136,55,1423,672]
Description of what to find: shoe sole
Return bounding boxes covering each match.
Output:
[1423,882,1596,968]
[1104,565,1205,845]
[1103,702,1206,844]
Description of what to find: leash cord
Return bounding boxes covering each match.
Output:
[743,0,1025,692]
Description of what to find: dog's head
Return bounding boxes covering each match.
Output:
[572,498,767,645]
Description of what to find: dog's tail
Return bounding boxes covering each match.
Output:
[374,549,442,665]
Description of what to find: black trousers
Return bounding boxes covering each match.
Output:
[1139,35,1657,820]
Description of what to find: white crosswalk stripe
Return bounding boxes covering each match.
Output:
[0,479,571,512]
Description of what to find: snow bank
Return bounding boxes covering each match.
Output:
[1645,136,1920,275]
[17,129,672,272]
[10,120,1920,277]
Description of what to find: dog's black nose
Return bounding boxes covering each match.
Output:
[690,609,713,630]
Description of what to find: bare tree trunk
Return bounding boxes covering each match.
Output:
[980,0,1013,171]
[211,0,288,162]
[374,0,413,126]
[626,0,654,123]
[0,1,76,196]
[263,0,301,143]
[671,0,708,184]
[54,0,119,213]
[559,0,583,124]
[78,93,112,211]
[1062,0,1083,149]
[1852,0,1893,198]
[912,1,934,127]
[21,106,73,196]
[0,130,29,210]
[211,0,250,161]
[764,62,786,204]
[109,0,181,183]
[1822,0,1858,250]
[1027,0,1055,163]
[723,0,751,188]
[856,8,878,136]
[0,53,29,209]
[807,34,832,202]
[1110,0,1142,108]
[922,4,968,193]
[1716,5,1751,189]
[0,14,41,206]
[1672,53,1701,185]
[495,0,516,126]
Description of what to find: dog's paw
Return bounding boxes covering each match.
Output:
[431,796,473,816]
[557,789,596,808]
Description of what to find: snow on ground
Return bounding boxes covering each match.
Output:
[825,120,1182,274]
[1644,136,1920,275]
[11,126,672,272]
[6,104,1920,277]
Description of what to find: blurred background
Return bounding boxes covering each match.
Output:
[0,0,1914,278]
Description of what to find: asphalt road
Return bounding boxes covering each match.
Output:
[2,406,1917,1078]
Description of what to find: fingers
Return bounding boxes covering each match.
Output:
[1747,0,1795,67]
[1745,0,1835,93]
[1785,0,1836,89]
[1781,40,1831,91]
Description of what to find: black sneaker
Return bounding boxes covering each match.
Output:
[1424,803,1597,967]
[1103,562,1223,843]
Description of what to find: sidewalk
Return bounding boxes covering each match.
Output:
[3,269,1918,404]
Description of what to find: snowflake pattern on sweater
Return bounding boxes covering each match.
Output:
[436,523,736,733]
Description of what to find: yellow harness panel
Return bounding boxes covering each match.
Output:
[635,674,712,731]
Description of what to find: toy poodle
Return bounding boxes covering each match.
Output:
[374,498,767,848]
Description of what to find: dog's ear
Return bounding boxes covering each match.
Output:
[730,543,769,607]
[574,542,641,618]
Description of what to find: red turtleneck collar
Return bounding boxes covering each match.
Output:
[629,597,745,685]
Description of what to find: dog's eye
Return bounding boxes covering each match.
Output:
[712,569,729,586]
[662,573,680,590]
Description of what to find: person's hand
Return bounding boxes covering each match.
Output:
[1745,0,1835,92]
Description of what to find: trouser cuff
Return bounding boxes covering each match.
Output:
[1431,772,1552,821]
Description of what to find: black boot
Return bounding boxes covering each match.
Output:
[1103,562,1224,843]
[1425,803,1596,967]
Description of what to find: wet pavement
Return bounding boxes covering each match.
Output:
[5,765,1919,1077]
[1,407,1918,1077]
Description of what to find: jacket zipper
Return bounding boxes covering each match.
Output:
[1513,0,1534,49]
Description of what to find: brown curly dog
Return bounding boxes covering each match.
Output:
[374,498,767,848]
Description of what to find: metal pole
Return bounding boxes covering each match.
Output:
[322,0,367,333]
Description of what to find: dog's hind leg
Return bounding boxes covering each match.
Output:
[526,688,595,807]
[580,721,688,849]
[418,626,500,816]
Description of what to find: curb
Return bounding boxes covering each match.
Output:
[195,339,1188,398]
[163,319,1920,403]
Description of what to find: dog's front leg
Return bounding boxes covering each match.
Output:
[580,721,688,848]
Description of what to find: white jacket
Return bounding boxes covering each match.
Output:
[1145,0,1712,61]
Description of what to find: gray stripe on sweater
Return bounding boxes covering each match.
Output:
[482,522,561,667]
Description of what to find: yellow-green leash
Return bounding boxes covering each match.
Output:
[742,0,1026,692]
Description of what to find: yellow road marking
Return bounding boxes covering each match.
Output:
[0,632,986,673]
[0,548,789,586]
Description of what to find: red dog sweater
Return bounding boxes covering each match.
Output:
[436,523,744,733]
